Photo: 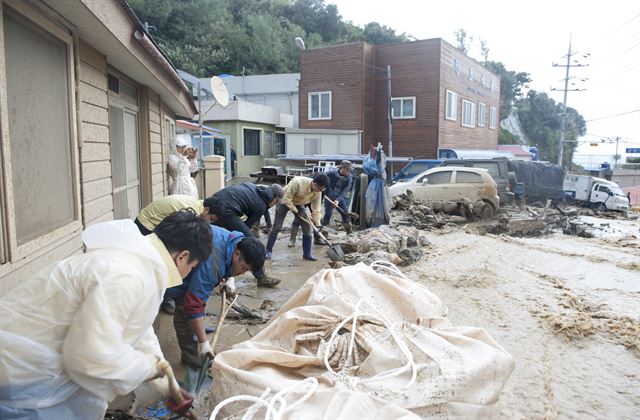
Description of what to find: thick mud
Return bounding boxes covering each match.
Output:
[120,212,639,419]
[406,224,639,419]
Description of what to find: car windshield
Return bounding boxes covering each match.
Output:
[405,162,431,175]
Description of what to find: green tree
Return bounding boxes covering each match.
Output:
[516,91,585,165]
[483,61,531,121]
[454,28,473,54]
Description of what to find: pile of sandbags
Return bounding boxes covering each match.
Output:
[210,262,514,419]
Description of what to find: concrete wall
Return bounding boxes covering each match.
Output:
[285,131,361,155]
[206,120,282,177]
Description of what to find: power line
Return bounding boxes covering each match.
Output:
[586,109,640,122]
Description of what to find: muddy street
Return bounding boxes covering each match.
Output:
[150,212,639,419]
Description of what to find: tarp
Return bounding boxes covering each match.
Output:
[507,160,565,202]
[210,262,514,419]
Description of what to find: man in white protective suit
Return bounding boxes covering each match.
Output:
[0,210,212,419]
[167,134,199,197]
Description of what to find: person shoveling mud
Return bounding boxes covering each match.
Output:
[0,211,212,418]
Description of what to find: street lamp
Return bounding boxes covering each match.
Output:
[295,38,393,173]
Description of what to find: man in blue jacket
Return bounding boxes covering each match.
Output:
[165,226,265,368]
[322,160,354,234]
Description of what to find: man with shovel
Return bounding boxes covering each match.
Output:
[265,173,330,261]
[0,211,212,418]
[321,160,355,235]
[165,226,266,368]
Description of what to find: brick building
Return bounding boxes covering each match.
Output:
[298,39,500,158]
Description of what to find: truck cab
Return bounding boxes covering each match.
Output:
[590,181,629,212]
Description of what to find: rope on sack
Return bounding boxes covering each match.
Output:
[323,292,417,391]
[210,377,318,420]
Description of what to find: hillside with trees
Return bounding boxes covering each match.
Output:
[130,0,585,164]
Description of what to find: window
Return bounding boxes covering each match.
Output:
[109,74,140,220]
[263,131,274,158]
[243,129,261,156]
[0,4,80,257]
[424,171,452,185]
[304,138,321,155]
[489,107,497,129]
[478,102,486,127]
[455,171,483,184]
[461,99,475,128]
[445,90,457,121]
[308,91,331,120]
[472,163,500,178]
[391,96,416,119]
[274,132,286,155]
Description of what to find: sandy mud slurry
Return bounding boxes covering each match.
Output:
[407,220,639,419]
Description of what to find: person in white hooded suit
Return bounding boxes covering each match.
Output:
[167,134,199,197]
[0,210,212,419]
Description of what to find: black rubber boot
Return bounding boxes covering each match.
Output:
[288,226,298,248]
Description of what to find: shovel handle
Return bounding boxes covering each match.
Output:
[209,289,239,351]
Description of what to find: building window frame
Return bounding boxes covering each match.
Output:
[0,0,82,266]
[308,91,331,120]
[461,99,476,128]
[445,90,457,121]
[489,106,497,129]
[478,102,486,127]
[391,96,416,119]
[242,127,262,156]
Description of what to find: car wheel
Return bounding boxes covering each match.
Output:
[479,201,495,219]
[593,202,605,213]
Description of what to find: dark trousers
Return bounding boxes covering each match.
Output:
[266,204,312,252]
[322,198,349,226]
[172,297,202,368]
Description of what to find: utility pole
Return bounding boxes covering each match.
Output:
[387,65,393,175]
[613,136,621,168]
[551,35,588,166]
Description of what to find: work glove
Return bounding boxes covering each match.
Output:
[198,340,214,359]
[166,388,195,416]
[221,277,237,300]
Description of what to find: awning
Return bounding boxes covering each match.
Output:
[176,120,224,137]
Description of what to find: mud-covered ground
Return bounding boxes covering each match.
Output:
[405,220,639,419]
[119,211,639,419]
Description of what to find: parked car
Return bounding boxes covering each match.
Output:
[392,159,444,183]
[389,167,500,216]
[439,158,515,205]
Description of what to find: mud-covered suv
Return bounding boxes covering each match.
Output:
[440,158,516,205]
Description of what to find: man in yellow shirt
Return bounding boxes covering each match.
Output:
[134,194,219,235]
[265,173,329,261]
[135,194,222,314]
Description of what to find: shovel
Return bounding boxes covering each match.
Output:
[324,196,360,221]
[295,213,345,262]
[184,289,238,396]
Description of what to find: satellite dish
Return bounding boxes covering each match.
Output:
[294,37,306,50]
[210,76,229,107]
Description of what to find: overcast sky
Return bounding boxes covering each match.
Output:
[328,0,640,166]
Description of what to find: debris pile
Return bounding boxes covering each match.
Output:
[391,190,492,228]
[334,224,428,267]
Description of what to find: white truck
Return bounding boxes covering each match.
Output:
[563,175,630,212]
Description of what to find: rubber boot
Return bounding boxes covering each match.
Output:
[288,226,298,248]
[314,226,326,245]
[254,270,281,287]
[342,222,353,235]
[302,235,317,261]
